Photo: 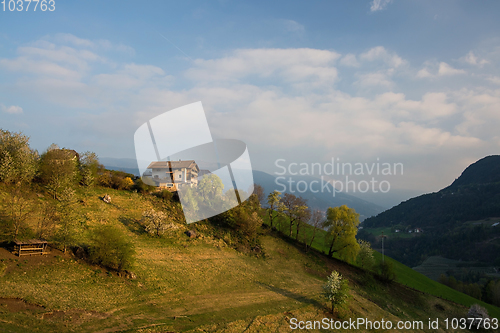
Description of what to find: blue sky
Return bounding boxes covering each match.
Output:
[1,0,500,197]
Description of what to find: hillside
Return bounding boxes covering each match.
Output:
[100,158,385,220]
[0,186,491,332]
[361,155,500,267]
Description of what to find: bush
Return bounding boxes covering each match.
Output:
[154,189,173,201]
[467,304,490,329]
[142,209,172,237]
[377,261,396,282]
[357,239,375,270]
[133,178,155,194]
[88,225,135,271]
[323,270,350,313]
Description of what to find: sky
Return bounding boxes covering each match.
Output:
[1,0,500,200]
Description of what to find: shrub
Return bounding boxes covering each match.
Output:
[133,178,155,194]
[323,270,350,313]
[88,225,135,271]
[357,239,375,270]
[377,261,396,282]
[142,209,179,237]
[154,189,173,201]
[467,304,490,329]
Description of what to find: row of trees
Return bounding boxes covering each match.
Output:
[266,190,362,263]
[439,274,500,306]
[264,190,396,282]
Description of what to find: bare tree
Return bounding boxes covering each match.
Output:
[3,186,34,240]
[280,193,308,240]
[306,209,324,252]
[37,201,58,239]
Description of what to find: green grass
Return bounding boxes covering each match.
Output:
[374,251,500,319]
[413,255,499,281]
[263,211,500,319]
[1,187,498,332]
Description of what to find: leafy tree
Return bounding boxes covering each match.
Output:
[53,189,79,253]
[197,173,224,207]
[488,280,500,307]
[88,225,135,271]
[247,190,262,211]
[323,270,349,314]
[142,209,170,237]
[79,151,100,187]
[280,193,308,239]
[266,190,285,228]
[357,239,375,270]
[231,203,263,240]
[38,147,78,199]
[294,203,310,242]
[0,129,37,185]
[323,205,360,262]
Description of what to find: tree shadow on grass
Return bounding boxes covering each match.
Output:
[255,281,324,309]
[119,216,146,235]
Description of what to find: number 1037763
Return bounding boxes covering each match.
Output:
[2,0,55,11]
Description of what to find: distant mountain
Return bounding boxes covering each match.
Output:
[364,155,500,229]
[360,155,500,267]
[253,170,385,220]
[101,157,140,176]
[347,188,425,210]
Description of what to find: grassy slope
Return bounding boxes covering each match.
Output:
[0,187,497,332]
[266,214,500,319]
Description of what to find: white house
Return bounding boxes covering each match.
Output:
[144,160,200,191]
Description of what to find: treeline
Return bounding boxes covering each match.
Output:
[0,129,157,241]
[358,223,500,268]
[0,129,165,272]
[439,274,500,307]
[263,190,395,281]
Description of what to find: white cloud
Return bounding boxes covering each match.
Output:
[438,62,466,76]
[487,76,500,85]
[359,46,405,68]
[2,35,500,193]
[50,33,135,55]
[370,0,393,12]
[461,51,489,67]
[1,104,23,114]
[416,68,433,78]
[186,48,341,84]
[355,71,393,88]
[454,89,500,139]
[340,54,360,67]
[416,61,466,78]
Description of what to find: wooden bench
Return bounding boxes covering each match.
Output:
[13,240,48,257]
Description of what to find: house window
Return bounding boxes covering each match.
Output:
[166,184,173,188]
[179,174,182,179]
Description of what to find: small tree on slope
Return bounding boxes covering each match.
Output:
[323,270,350,314]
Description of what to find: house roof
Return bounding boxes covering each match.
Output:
[147,160,198,170]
